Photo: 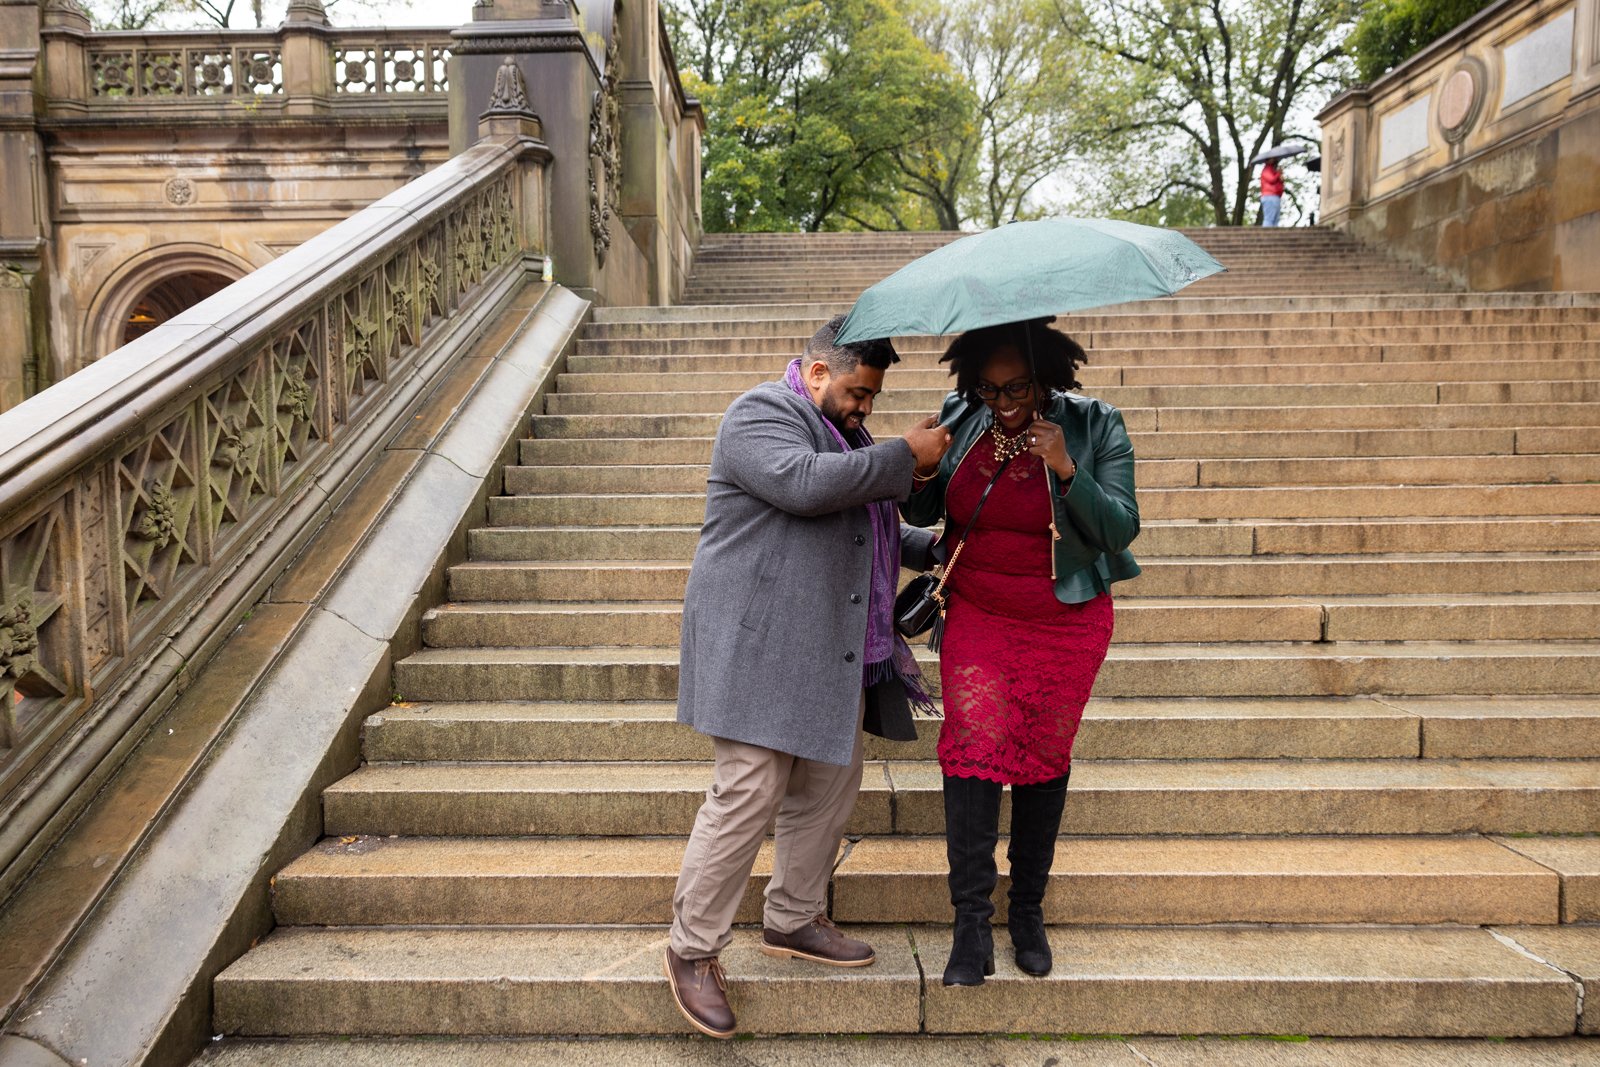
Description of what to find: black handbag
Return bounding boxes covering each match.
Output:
[894,453,1016,651]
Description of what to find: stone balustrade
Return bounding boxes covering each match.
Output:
[37,0,453,116]
[0,127,548,891]
[1317,0,1600,289]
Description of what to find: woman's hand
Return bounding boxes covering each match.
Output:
[1026,417,1076,481]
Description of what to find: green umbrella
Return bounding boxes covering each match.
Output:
[833,217,1225,345]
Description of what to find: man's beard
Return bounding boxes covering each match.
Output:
[820,395,861,436]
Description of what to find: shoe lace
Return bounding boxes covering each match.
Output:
[813,915,839,932]
[694,956,728,993]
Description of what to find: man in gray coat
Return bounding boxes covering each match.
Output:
[665,315,953,1038]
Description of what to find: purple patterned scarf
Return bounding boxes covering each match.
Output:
[785,359,934,714]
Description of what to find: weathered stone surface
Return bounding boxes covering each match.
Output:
[917,925,1577,1036]
[885,758,1600,836]
[1394,697,1600,758]
[200,1036,1158,1065]
[834,835,1557,925]
[1129,1037,1600,1065]
[322,761,895,837]
[1495,927,1600,1034]
[213,925,922,1036]
[1492,837,1600,922]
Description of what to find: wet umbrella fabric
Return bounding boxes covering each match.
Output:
[1248,143,1310,166]
[833,217,1225,346]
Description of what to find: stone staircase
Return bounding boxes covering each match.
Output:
[203,230,1600,1058]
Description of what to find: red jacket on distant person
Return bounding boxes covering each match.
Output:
[1261,162,1284,196]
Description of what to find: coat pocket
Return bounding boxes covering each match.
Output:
[738,545,783,634]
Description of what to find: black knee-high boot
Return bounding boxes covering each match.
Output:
[1006,769,1070,976]
[942,773,1003,986]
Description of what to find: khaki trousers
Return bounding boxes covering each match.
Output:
[669,696,866,959]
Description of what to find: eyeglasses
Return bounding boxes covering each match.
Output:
[974,380,1034,401]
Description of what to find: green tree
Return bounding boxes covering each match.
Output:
[900,0,1136,228]
[1348,0,1492,83]
[1057,0,1357,225]
[668,0,968,232]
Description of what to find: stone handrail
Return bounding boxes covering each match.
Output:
[41,18,454,108]
[0,130,544,884]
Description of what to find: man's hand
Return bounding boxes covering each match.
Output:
[904,416,953,472]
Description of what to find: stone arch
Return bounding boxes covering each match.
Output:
[85,245,255,364]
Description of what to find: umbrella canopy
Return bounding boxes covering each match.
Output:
[833,217,1225,345]
[1248,143,1310,166]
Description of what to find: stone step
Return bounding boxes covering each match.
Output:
[570,339,1600,367]
[443,556,1600,604]
[320,757,1600,837]
[179,1035,1600,1065]
[270,834,1570,927]
[575,325,1595,354]
[210,923,1586,1038]
[467,518,1600,560]
[420,594,1600,648]
[594,293,1600,323]
[502,454,1600,494]
[557,358,1600,389]
[487,484,1600,525]
[530,403,1600,439]
[391,640,1600,704]
[583,306,1600,336]
[361,697,1600,763]
[541,383,1465,416]
[516,428,1599,463]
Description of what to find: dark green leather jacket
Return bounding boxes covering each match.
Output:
[901,390,1142,604]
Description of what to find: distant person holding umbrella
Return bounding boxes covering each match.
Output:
[1260,159,1285,226]
[1251,142,1309,227]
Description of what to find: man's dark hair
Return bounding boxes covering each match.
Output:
[804,313,899,374]
[941,317,1086,400]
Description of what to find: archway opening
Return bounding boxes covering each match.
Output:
[121,271,233,345]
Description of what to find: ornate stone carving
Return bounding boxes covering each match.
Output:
[283,0,329,25]
[1331,130,1346,183]
[588,4,622,267]
[164,177,195,206]
[1,599,39,684]
[279,367,314,422]
[486,55,532,114]
[453,33,587,56]
[135,481,177,547]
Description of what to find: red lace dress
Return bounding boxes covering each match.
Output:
[937,433,1115,785]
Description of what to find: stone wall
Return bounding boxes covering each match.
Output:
[1318,0,1600,290]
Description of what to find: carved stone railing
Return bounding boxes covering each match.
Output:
[40,11,454,114]
[0,128,547,881]
[78,28,451,100]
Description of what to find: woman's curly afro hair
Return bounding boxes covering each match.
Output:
[940,317,1087,402]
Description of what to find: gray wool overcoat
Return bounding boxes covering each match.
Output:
[677,381,938,767]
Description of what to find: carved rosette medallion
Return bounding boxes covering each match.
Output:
[588,4,623,268]
[164,177,196,207]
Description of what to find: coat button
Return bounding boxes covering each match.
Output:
[854,534,866,546]
[844,652,856,662]
[849,593,862,604]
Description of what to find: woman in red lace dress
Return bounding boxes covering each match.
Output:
[903,318,1141,987]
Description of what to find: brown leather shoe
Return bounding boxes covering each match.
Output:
[664,947,736,1038]
[760,915,876,967]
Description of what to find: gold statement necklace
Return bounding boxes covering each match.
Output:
[992,424,1029,463]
